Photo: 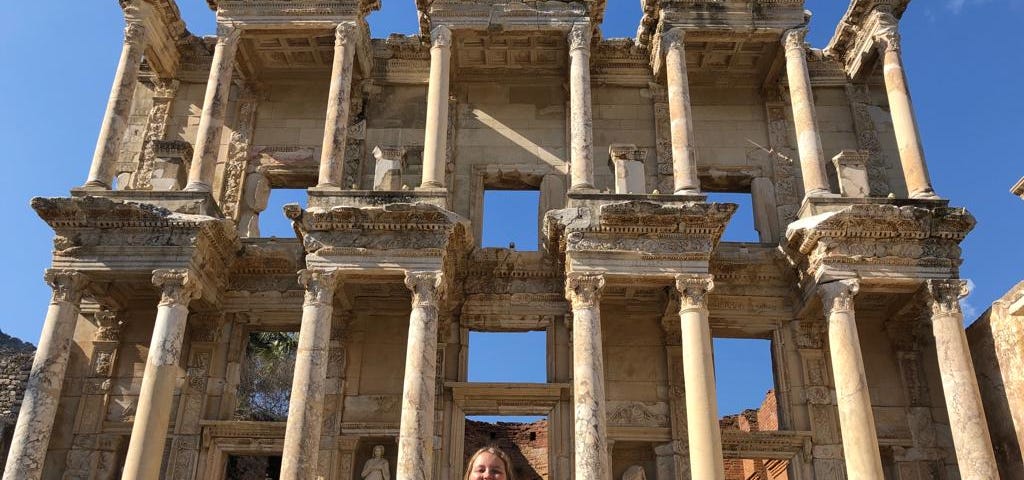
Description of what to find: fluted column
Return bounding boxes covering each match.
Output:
[396,271,443,480]
[185,23,241,192]
[121,270,199,479]
[783,27,832,198]
[420,26,452,190]
[568,24,595,191]
[662,28,700,195]
[675,274,724,480]
[819,279,884,480]
[83,18,148,189]
[281,270,339,479]
[317,22,358,188]
[564,272,609,480]
[2,270,87,480]
[926,280,999,479]
[874,17,937,199]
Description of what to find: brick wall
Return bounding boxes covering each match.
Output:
[464,419,548,480]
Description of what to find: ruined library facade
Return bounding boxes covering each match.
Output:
[4,0,1020,479]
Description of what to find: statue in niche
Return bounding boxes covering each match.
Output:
[622,465,647,480]
[361,445,390,480]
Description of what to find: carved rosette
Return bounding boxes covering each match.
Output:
[661,27,684,54]
[818,279,860,316]
[298,269,339,308]
[926,279,969,317]
[568,24,592,54]
[564,273,605,310]
[152,269,200,307]
[44,269,88,305]
[336,21,358,47]
[675,274,713,313]
[404,271,443,309]
[431,25,452,50]
[782,27,808,55]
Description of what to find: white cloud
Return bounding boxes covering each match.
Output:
[946,0,994,13]
[960,279,979,321]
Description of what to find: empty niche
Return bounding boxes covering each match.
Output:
[234,331,298,422]
[468,330,546,383]
[464,415,549,480]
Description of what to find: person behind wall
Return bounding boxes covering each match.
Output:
[361,444,390,480]
[464,446,517,480]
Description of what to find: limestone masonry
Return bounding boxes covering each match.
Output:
[2,0,1021,479]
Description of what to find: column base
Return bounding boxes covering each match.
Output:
[183,182,212,193]
[674,188,701,195]
[416,183,447,192]
[80,180,112,191]
[910,189,941,200]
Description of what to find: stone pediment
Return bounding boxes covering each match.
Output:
[784,203,975,284]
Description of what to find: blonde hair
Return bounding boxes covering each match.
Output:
[463,446,517,480]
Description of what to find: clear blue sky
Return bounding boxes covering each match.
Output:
[1,1,1021,417]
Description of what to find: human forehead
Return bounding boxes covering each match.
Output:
[472,451,506,469]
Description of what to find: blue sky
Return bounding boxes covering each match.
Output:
[1,1,1022,417]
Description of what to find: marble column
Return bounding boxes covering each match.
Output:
[2,270,87,480]
[568,24,595,191]
[662,28,700,195]
[83,18,148,190]
[396,271,443,480]
[675,274,724,480]
[317,22,358,188]
[783,27,832,198]
[185,23,241,192]
[874,18,937,199]
[121,269,200,480]
[564,272,609,480]
[925,280,999,479]
[280,270,339,479]
[818,279,884,480]
[420,26,452,190]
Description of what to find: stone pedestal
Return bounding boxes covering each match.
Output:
[186,24,241,192]
[2,271,87,480]
[926,280,999,479]
[783,28,832,198]
[676,274,724,480]
[568,24,595,191]
[819,279,884,480]
[396,271,443,480]
[420,26,452,190]
[148,140,193,191]
[608,144,647,194]
[565,273,609,480]
[662,28,700,195]
[318,22,358,188]
[84,19,148,190]
[832,150,870,198]
[122,269,200,480]
[874,21,937,199]
[373,146,408,191]
[281,270,339,479]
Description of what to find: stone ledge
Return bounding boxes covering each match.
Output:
[69,188,222,217]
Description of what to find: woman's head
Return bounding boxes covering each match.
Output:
[464,446,516,480]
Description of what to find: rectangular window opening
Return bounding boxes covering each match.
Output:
[713,338,778,424]
[464,415,549,480]
[705,192,762,244]
[234,330,298,422]
[482,190,540,251]
[254,188,307,239]
[225,455,283,480]
[722,457,790,480]
[468,330,547,383]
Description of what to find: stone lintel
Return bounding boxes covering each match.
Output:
[124,0,186,77]
[68,188,223,217]
[1012,177,1024,200]
[417,1,594,36]
[824,0,910,79]
[306,187,449,210]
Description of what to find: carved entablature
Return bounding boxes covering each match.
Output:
[654,0,804,32]
[31,195,239,299]
[228,239,305,292]
[417,0,592,34]
[463,250,563,295]
[719,430,813,460]
[783,204,975,286]
[210,0,381,21]
[544,197,736,276]
[370,35,430,83]
[122,0,187,77]
[824,0,910,78]
[592,39,652,87]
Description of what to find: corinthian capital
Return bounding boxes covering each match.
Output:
[335,21,358,47]
[675,274,714,312]
[568,24,592,53]
[215,22,242,46]
[431,25,453,49]
[152,269,200,307]
[124,20,147,45]
[298,269,339,308]
[872,12,901,54]
[44,269,88,305]
[926,279,969,317]
[662,27,685,52]
[405,271,443,309]
[782,27,808,54]
[565,273,605,310]
[818,279,859,316]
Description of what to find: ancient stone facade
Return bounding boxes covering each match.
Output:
[3,0,1017,479]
